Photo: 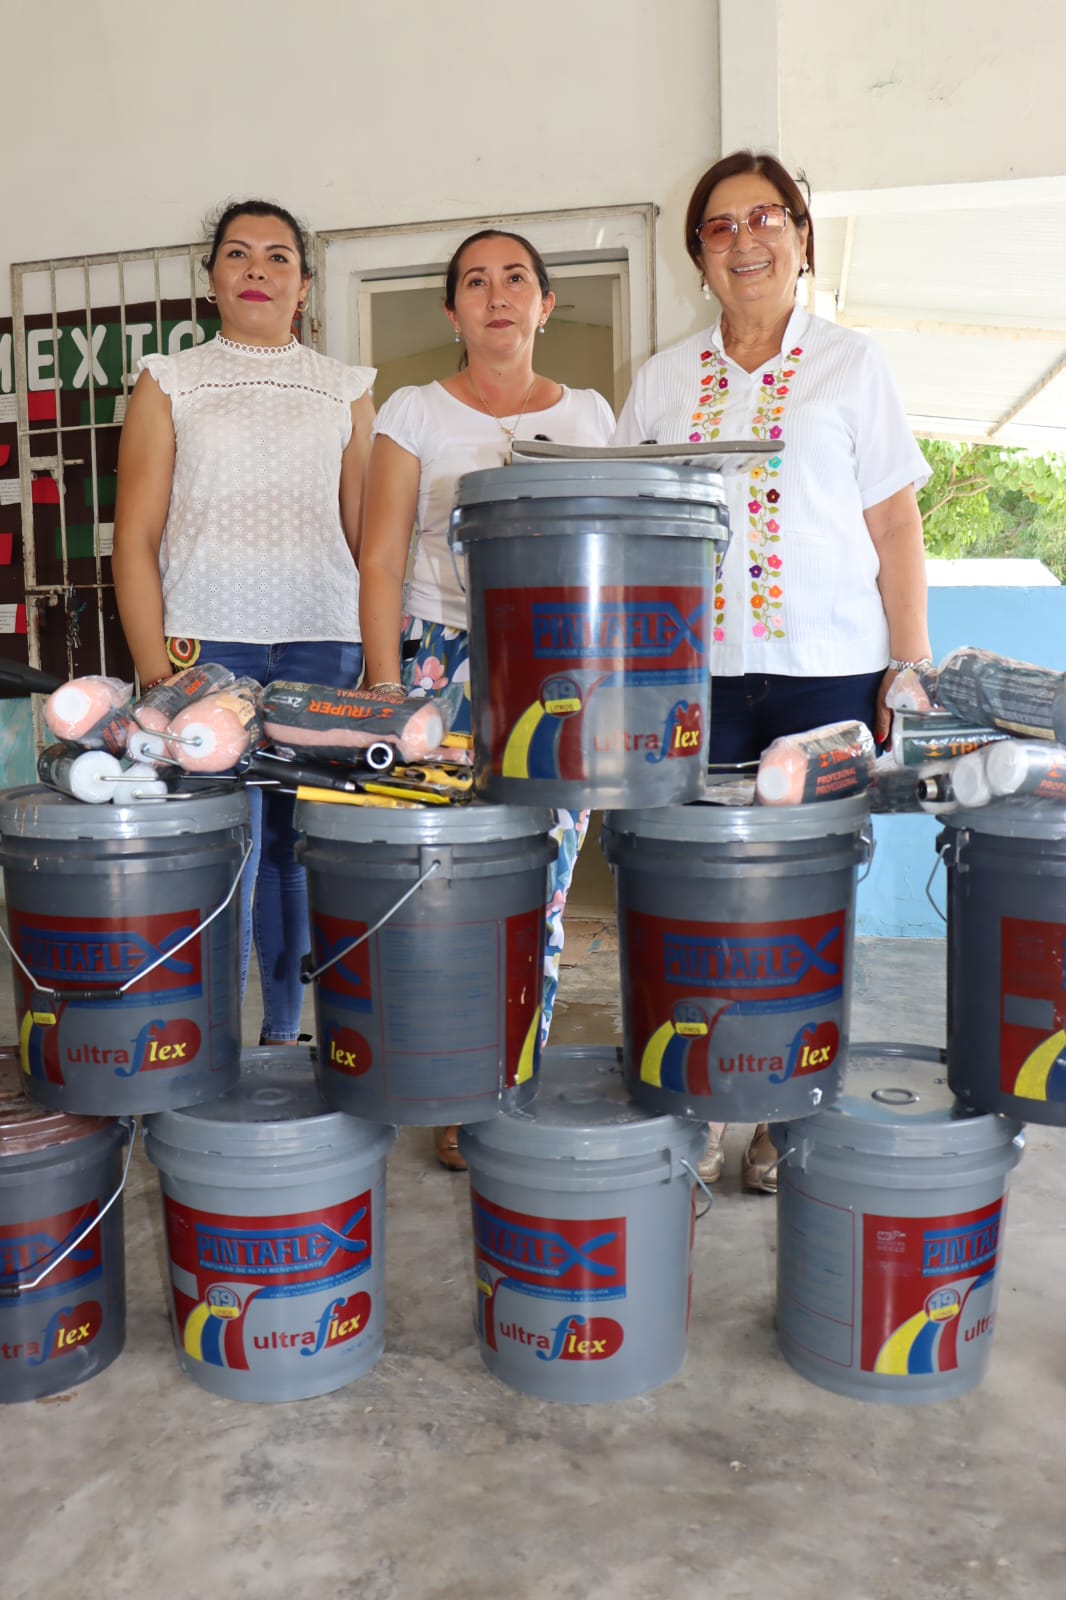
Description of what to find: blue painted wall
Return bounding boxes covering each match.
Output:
[0,701,35,792]
[857,586,1066,937]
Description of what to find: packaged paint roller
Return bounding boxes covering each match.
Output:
[43,675,133,754]
[261,681,445,764]
[166,677,263,772]
[946,749,992,809]
[935,646,1066,742]
[890,711,1008,768]
[984,739,1066,802]
[127,662,236,762]
[755,720,876,806]
[867,759,958,815]
[884,665,941,713]
[37,740,125,803]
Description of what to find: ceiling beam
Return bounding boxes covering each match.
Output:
[813,174,1066,219]
[988,352,1066,437]
[837,311,1066,343]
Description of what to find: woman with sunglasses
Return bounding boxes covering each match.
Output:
[615,149,931,1192]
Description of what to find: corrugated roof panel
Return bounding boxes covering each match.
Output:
[868,330,1062,423]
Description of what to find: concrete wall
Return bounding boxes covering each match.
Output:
[0,0,719,350]
[778,0,1066,191]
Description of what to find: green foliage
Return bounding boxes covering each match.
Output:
[917,441,1066,581]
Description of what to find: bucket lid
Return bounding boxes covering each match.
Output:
[603,791,869,845]
[0,1052,114,1156]
[144,1048,395,1160]
[453,459,728,515]
[461,1046,700,1162]
[294,798,553,846]
[792,1045,1023,1158]
[0,783,249,843]
[944,795,1066,841]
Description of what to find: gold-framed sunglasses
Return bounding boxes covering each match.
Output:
[695,204,796,253]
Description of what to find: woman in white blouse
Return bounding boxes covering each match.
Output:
[359,228,615,1169]
[113,199,374,1045]
[616,150,931,1192]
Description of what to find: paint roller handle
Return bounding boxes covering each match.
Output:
[0,659,64,696]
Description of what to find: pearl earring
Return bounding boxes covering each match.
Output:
[453,326,462,344]
[538,322,546,335]
[700,279,711,301]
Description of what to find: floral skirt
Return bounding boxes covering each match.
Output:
[403,618,588,1045]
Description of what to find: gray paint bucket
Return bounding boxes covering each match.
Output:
[939,800,1066,1125]
[144,1047,396,1403]
[458,1045,707,1404]
[0,784,249,1116]
[0,1050,128,1402]
[774,1043,1023,1405]
[451,460,729,808]
[295,800,555,1125]
[601,796,870,1124]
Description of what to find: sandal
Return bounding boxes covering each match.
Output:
[434,1125,468,1172]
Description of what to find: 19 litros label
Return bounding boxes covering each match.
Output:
[471,1191,627,1366]
[0,1202,107,1370]
[481,585,709,780]
[1000,916,1066,1102]
[626,908,845,1097]
[861,1199,1005,1375]
[163,1193,375,1374]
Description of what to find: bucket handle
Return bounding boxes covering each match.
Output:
[856,824,876,884]
[0,1118,136,1299]
[447,509,467,597]
[923,852,947,924]
[679,1158,716,1217]
[300,856,443,984]
[0,838,254,1008]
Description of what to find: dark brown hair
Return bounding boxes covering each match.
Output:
[444,229,552,310]
[202,199,312,279]
[684,151,814,275]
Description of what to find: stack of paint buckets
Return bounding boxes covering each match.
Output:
[434,457,1028,1408]
[0,784,251,1401]
[294,459,732,1404]
[0,453,1045,1410]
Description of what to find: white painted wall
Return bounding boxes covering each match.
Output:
[778,0,1066,192]
[0,0,720,348]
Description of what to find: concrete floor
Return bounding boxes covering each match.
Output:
[4,832,1066,1600]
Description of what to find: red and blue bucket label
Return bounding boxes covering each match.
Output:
[471,1191,626,1365]
[0,1201,107,1375]
[163,1192,375,1375]
[10,907,207,1087]
[861,1199,1005,1375]
[625,908,845,1099]
[481,585,708,780]
[999,916,1066,1102]
[312,905,543,1097]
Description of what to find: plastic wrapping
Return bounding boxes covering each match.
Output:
[984,738,1066,802]
[261,681,445,764]
[166,677,263,772]
[37,741,124,803]
[43,676,133,754]
[889,711,1008,767]
[127,663,236,762]
[755,720,876,806]
[935,646,1066,742]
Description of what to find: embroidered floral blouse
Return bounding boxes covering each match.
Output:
[613,306,930,678]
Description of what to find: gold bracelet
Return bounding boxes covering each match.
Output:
[367,680,405,696]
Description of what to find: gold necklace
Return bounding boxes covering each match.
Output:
[465,370,538,442]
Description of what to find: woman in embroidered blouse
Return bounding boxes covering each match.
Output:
[615,150,931,1192]
[112,199,375,1046]
[359,228,615,1169]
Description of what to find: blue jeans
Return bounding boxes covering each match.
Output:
[189,638,364,1042]
[708,671,884,765]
